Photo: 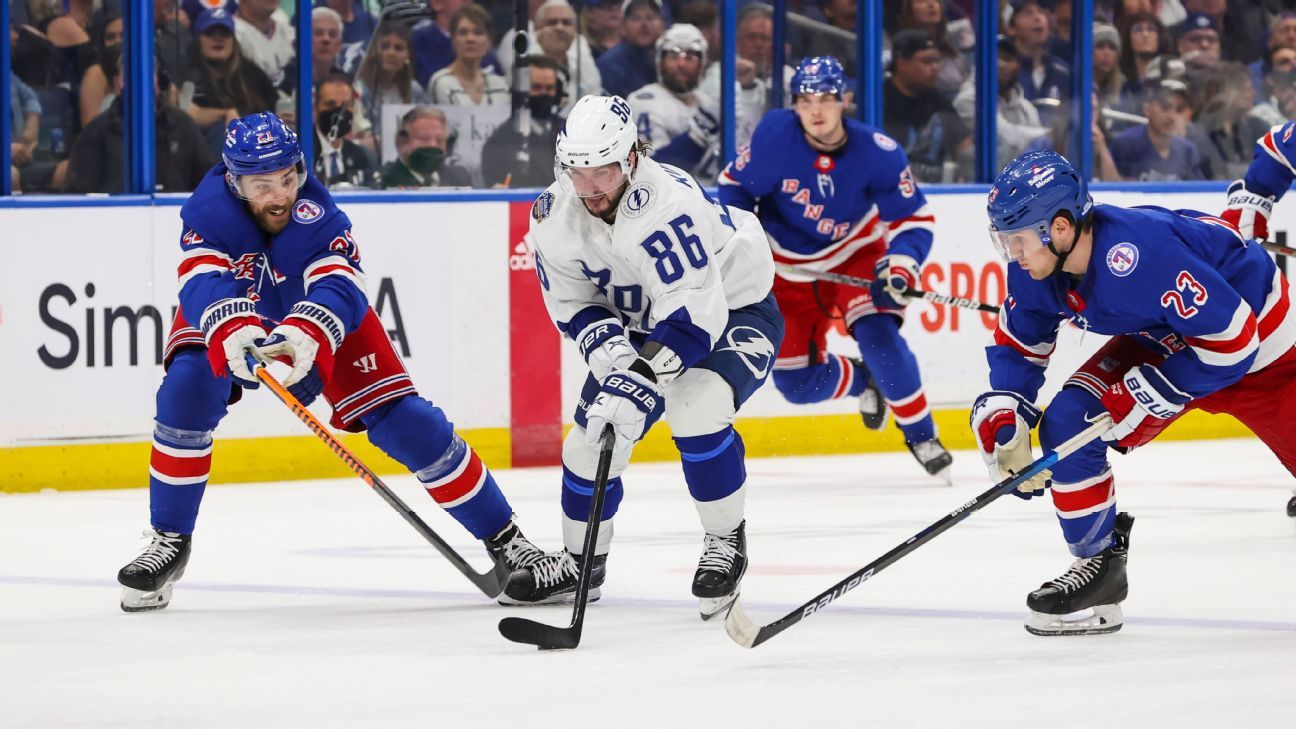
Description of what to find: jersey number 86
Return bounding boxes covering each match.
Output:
[640,214,708,284]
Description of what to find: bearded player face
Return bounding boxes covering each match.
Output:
[237,165,301,234]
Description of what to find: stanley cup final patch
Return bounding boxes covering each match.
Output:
[532,191,554,222]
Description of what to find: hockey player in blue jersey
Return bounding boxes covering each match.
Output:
[1220,120,1296,517]
[116,113,545,611]
[976,150,1296,635]
[718,56,952,480]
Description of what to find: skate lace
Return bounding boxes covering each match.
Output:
[500,534,543,570]
[130,531,184,575]
[698,532,740,573]
[532,552,579,589]
[1049,556,1104,594]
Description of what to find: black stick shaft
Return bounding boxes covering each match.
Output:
[775,263,1000,313]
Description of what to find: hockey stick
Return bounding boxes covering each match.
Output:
[245,353,511,598]
[498,424,616,650]
[1261,240,1296,257]
[775,262,1000,313]
[724,415,1113,648]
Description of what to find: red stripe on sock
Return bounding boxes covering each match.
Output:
[150,448,211,479]
[426,449,485,505]
[1052,476,1115,513]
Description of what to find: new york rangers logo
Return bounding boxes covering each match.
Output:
[1106,242,1139,277]
[231,253,260,281]
[293,199,323,224]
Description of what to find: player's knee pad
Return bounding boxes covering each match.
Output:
[665,368,737,436]
[1040,387,1110,484]
[675,427,747,535]
[155,347,230,432]
[562,424,632,480]
[362,395,454,473]
[561,425,628,525]
[849,312,902,343]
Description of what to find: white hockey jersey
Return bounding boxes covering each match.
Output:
[528,156,774,364]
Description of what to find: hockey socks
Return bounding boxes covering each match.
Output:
[851,316,935,443]
[147,423,213,534]
[771,354,870,404]
[676,428,747,535]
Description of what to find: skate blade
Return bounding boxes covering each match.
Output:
[861,409,889,433]
[698,591,739,621]
[497,586,601,607]
[1024,604,1123,636]
[120,584,174,613]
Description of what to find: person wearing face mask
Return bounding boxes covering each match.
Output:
[313,74,376,189]
[380,106,472,188]
[481,56,566,188]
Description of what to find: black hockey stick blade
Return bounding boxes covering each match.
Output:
[498,425,616,650]
[724,417,1112,648]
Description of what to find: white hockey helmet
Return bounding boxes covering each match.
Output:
[555,95,639,196]
[656,23,707,67]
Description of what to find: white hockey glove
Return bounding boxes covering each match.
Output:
[585,365,666,459]
[687,106,720,148]
[970,391,1047,498]
[576,317,639,381]
[1221,180,1275,242]
[200,297,268,389]
[871,253,921,309]
[257,302,345,406]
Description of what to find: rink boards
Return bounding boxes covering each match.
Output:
[0,188,1269,491]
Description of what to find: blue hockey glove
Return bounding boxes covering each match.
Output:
[970,390,1047,499]
[585,367,665,458]
[871,253,921,310]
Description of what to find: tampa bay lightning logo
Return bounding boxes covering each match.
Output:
[720,326,775,377]
[292,199,323,224]
[621,182,655,219]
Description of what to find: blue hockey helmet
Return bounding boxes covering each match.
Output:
[790,56,846,98]
[986,149,1092,261]
[222,112,306,200]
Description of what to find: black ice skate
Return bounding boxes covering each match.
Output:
[849,357,888,432]
[484,519,545,571]
[118,529,191,612]
[907,437,953,484]
[1024,512,1134,636]
[1287,494,1295,518]
[693,521,747,621]
[500,549,606,606]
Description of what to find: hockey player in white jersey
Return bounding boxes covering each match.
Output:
[506,94,783,620]
[629,23,721,179]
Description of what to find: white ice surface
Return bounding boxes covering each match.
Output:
[2,438,1294,728]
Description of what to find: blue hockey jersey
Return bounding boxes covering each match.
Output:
[716,109,935,272]
[167,166,369,355]
[990,205,1295,403]
[1240,120,1296,200]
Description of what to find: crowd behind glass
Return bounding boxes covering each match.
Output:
[8,0,1296,194]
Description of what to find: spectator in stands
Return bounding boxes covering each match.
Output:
[1005,0,1069,125]
[499,1,603,109]
[597,0,665,98]
[355,19,429,113]
[1094,23,1126,109]
[67,47,212,194]
[8,71,41,193]
[380,105,472,188]
[278,6,354,95]
[325,0,378,45]
[1110,0,1188,31]
[1176,12,1221,69]
[1247,12,1296,97]
[1047,0,1074,60]
[428,5,510,106]
[314,73,377,188]
[897,0,971,100]
[1109,79,1207,180]
[156,0,195,92]
[1250,44,1296,128]
[480,56,566,188]
[182,8,279,150]
[11,3,95,88]
[806,0,858,78]
[582,0,624,59]
[955,36,1048,173]
[1195,61,1268,180]
[1028,90,1124,182]
[78,11,124,128]
[883,29,972,183]
[411,0,504,88]
[700,4,785,147]
[233,0,295,87]
[1118,11,1174,102]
